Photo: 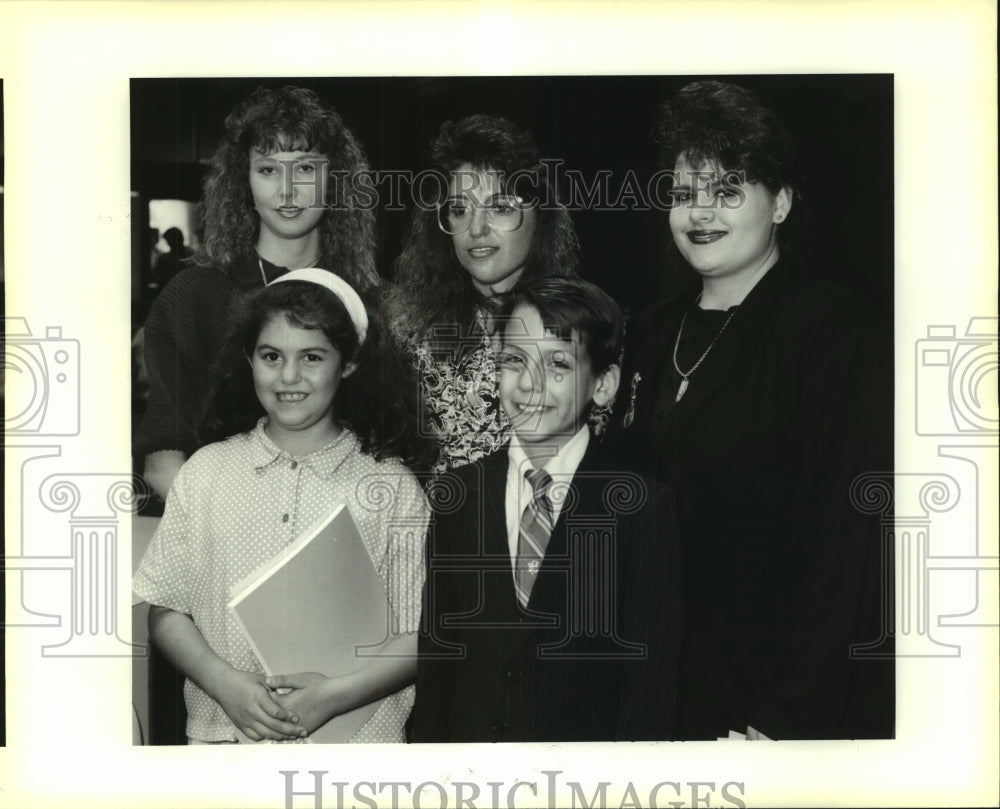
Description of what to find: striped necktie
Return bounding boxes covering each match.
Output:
[515,468,554,607]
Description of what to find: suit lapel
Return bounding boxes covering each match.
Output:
[475,451,528,631]
[477,451,510,559]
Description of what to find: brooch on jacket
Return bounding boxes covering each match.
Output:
[621,372,642,429]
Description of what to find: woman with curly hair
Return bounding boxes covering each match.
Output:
[608,80,893,740]
[135,85,378,498]
[387,114,581,474]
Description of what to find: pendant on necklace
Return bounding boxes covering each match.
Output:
[676,378,689,402]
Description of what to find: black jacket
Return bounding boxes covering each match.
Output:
[410,440,680,742]
[608,260,895,740]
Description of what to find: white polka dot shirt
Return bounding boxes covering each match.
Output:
[133,419,428,743]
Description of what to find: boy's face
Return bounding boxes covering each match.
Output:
[499,302,618,451]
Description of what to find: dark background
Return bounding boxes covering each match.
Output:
[130,75,893,327]
[129,74,893,745]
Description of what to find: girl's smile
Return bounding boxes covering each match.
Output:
[251,314,353,455]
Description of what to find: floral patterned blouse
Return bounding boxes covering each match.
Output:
[408,308,609,476]
[410,308,509,475]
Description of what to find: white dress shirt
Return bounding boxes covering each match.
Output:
[504,425,591,570]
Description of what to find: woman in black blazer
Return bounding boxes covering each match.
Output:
[608,80,893,741]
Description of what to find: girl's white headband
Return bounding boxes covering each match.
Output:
[268,268,369,346]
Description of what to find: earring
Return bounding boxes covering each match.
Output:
[775,213,784,222]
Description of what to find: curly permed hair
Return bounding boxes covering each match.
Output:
[198,278,435,470]
[388,114,580,342]
[652,80,799,193]
[197,86,378,292]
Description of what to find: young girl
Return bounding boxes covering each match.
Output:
[133,269,427,744]
[135,85,379,500]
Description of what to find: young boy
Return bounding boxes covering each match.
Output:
[410,277,679,742]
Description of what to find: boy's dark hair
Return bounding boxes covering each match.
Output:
[498,277,624,374]
[198,279,435,470]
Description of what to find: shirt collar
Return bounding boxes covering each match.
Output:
[507,424,590,483]
[248,417,360,479]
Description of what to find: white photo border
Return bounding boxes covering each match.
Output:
[2,2,997,808]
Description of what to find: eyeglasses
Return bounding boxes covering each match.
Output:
[437,196,526,235]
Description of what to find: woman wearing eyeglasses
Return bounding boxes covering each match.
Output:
[388,115,580,474]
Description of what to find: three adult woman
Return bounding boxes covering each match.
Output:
[609,81,893,740]
[387,115,581,474]
[135,86,378,499]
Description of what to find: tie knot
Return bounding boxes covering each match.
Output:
[525,468,552,498]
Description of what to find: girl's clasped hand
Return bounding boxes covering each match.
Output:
[136,268,427,743]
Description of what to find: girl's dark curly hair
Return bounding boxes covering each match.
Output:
[198,85,378,293]
[198,278,435,470]
[388,114,580,342]
[653,80,803,254]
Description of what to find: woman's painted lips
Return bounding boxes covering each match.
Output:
[278,207,303,218]
[687,230,726,245]
[468,246,499,258]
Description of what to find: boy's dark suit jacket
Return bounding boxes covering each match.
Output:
[409,440,680,743]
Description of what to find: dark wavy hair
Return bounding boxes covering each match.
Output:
[388,114,580,341]
[499,277,624,375]
[198,278,434,469]
[197,86,378,292]
[653,80,802,254]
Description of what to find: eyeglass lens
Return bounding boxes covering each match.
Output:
[439,197,523,234]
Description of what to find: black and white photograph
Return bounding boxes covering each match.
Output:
[2,3,997,808]
[127,75,894,748]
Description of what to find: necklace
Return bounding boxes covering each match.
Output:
[258,253,320,285]
[671,293,737,402]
